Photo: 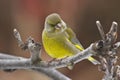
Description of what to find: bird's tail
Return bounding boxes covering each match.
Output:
[75,44,100,65]
[87,56,100,65]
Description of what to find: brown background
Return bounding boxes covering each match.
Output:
[0,0,120,80]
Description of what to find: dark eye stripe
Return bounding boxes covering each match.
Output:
[49,21,61,26]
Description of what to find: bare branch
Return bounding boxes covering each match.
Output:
[0,21,119,80]
[0,53,71,80]
[0,28,96,80]
[34,68,71,80]
[96,21,120,80]
[0,43,95,69]
[0,53,22,59]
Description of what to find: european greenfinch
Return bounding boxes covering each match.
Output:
[42,13,99,65]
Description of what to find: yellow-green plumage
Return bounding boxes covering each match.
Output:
[42,13,100,65]
[42,29,80,59]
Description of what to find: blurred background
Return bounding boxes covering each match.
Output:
[0,0,120,80]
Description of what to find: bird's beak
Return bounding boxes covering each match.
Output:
[55,20,67,30]
[55,23,62,29]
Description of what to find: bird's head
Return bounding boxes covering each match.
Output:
[45,13,67,33]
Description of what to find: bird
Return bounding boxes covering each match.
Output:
[42,13,100,65]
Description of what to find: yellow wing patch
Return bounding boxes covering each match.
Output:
[75,44,84,51]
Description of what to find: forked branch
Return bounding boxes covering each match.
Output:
[0,21,119,80]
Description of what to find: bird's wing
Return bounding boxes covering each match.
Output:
[65,27,84,51]
[65,27,100,65]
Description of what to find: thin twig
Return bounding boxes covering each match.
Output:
[96,21,106,41]
[13,29,24,48]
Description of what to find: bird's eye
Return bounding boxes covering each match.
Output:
[49,23,55,27]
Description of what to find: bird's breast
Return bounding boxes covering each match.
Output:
[42,31,76,59]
